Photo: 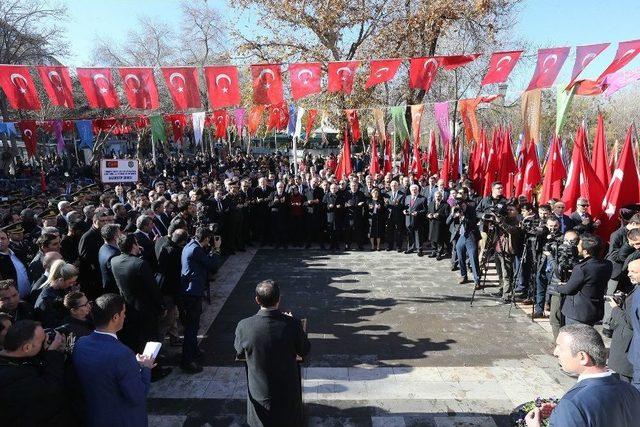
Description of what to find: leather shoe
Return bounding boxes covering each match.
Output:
[180,362,203,374]
[404,250,414,254]
[418,251,424,257]
[474,282,483,290]
[450,265,459,271]
[151,366,172,382]
[458,277,469,284]
[168,335,183,346]
[532,312,546,319]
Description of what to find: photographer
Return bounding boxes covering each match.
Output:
[548,230,580,338]
[491,204,523,303]
[534,218,562,322]
[0,319,71,426]
[476,181,507,259]
[607,258,640,382]
[449,195,481,288]
[513,203,546,302]
[557,234,612,327]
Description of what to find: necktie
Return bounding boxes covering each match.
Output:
[218,200,222,211]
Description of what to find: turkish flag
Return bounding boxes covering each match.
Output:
[335,131,353,180]
[289,62,321,100]
[327,61,360,94]
[409,57,440,91]
[345,109,361,141]
[482,137,499,196]
[521,142,542,201]
[165,114,187,142]
[365,59,402,88]
[212,110,229,139]
[251,64,284,105]
[36,66,74,108]
[526,47,570,91]
[540,136,566,204]
[247,105,265,136]
[411,143,424,178]
[592,113,611,188]
[597,39,640,82]
[383,136,393,174]
[567,43,610,88]
[118,67,159,110]
[161,67,201,110]
[305,109,318,140]
[267,102,289,131]
[440,141,451,183]
[17,120,38,157]
[203,65,241,108]
[369,136,380,176]
[77,68,119,108]
[134,115,150,130]
[562,125,600,212]
[578,149,607,220]
[440,54,480,70]
[427,130,439,177]
[601,126,640,238]
[497,131,518,197]
[0,65,41,110]
[481,51,523,85]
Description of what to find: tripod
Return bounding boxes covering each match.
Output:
[507,238,533,318]
[470,224,498,306]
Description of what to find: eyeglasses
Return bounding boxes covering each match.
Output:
[578,204,589,207]
[75,300,92,309]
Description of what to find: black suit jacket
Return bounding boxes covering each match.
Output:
[234,309,310,427]
[134,230,157,270]
[110,253,164,318]
[608,286,637,377]
[152,216,168,237]
[558,257,613,324]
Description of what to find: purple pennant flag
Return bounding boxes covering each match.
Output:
[434,102,451,151]
[53,120,65,154]
[234,108,245,136]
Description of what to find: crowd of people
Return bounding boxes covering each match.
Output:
[1,148,640,426]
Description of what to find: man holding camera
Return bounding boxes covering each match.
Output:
[179,226,221,373]
[557,234,612,327]
[449,195,481,288]
[491,204,522,303]
[475,181,507,260]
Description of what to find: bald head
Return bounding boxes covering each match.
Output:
[628,259,640,286]
[42,251,62,271]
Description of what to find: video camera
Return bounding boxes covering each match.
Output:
[481,202,508,223]
[553,240,579,282]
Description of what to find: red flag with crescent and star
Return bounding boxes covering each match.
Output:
[204,65,241,108]
[165,114,187,142]
[289,62,321,100]
[267,102,289,131]
[17,120,38,157]
[567,43,609,88]
[161,66,201,110]
[526,47,570,91]
[305,109,318,140]
[383,136,393,174]
[0,65,41,110]
[597,39,640,82]
[118,67,159,110]
[76,68,120,109]
[481,51,523,86]
[440,54,480,70]
[365,59,402,89]
[212,110,229,139]
[327,61,361,94]
[345,109,361,141]
[251,64,284,105]
[409,57,441,91]
[36,66,74,108]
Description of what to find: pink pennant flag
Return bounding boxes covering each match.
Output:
[434,102,451,150]
[53,120,65,154]
[602,68,640,97]
[234,108,246,136]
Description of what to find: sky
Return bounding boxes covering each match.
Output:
[57,0,640,93]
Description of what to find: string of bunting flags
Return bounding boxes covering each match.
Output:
[1,39,640,113]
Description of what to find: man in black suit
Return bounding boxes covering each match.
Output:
[551,200,575,234]
[343,181,367,250]
[134,215,158,270]
[253,177,273,246]
[570,197,599,234]
[426,190,451,259]
[557,234,612,326]
[151,199,169,237]
[384,180,405,252]
[323,183,343,251]
[452,197,482,288]
[268,182,290,249]
[234,280,310,427]
[78,209,112,301]
[403,184,427,255]
[304,178,325,249]
[110,233,170,380]
[98,224,122,294]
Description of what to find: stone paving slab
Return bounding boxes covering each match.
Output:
[149,248,574,426]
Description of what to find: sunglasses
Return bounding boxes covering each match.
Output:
[578,204,589,207]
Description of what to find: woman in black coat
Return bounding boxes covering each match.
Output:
[367,188,386,250]
[427,190,451,259]
[58,290,94,350]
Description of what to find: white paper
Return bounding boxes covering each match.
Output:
[142,341,162,359]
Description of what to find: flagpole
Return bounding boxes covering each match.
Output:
[72,128,80,166]
[151,133,157,165]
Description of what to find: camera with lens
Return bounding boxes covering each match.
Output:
[481,203,507,223]
[611,290,628,307]
[553,241,579,282]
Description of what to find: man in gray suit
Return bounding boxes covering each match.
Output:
[234,280,310,427]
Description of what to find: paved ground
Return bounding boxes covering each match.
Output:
[148,249,574,426]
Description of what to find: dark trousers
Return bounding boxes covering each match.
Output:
[306,213,324,246]
[549,294,563,340]
[327,223,341,249]
[455,234,480,283]
[535,268,551,314]
[345,218,363,248]
[386,220,404,250]
[178,295,202,365]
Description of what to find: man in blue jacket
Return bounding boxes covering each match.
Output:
[179,226,220,373]
[525,324,640,426]
[73,293,155,427]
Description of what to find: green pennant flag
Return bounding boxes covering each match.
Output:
[150,115,166,142]
[390,106,409,142]
[555,85,576,136]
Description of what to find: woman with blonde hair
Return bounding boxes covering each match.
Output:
[34,259,79,328]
